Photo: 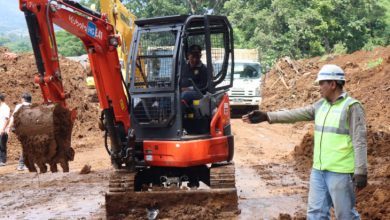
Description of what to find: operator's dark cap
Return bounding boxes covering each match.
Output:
[188,44,202,55]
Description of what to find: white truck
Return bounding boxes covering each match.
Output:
[227,59,262,114]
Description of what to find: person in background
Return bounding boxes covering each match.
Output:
[0,93,10,166]
[7,92,32,171]
[243,64,367,220]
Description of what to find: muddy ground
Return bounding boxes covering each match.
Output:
[0,45,389,219]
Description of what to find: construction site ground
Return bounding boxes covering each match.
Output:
[0,45,389,219]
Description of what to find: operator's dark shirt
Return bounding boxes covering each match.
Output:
[180,62,208,92]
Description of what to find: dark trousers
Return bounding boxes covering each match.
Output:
[0,133,8,163]
[181,90,203,106]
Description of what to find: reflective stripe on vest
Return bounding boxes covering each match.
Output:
[313,96,359,173]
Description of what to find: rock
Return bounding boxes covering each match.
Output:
[80,164,92,174]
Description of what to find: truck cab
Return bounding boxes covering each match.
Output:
[222,60,262,114]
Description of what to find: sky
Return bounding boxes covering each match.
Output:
[0,0,71,35]
[0,0,28,35]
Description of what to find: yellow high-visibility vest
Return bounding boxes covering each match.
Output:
[313,96,359,173]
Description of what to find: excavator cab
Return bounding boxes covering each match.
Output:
[129,15,233,139]
[126,15,235,178]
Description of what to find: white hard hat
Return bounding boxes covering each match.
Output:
[316,64,345,82]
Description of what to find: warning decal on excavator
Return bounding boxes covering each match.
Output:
[224,103,229,115]
[120,99,125,111]
[146,155,153,161]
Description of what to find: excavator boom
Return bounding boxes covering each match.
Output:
[18,0,132,171]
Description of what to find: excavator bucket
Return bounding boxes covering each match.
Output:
[106,163,238,219]
[13,104,75,173]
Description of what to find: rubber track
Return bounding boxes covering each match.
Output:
[210,163,236,189]
[108,170,135,193]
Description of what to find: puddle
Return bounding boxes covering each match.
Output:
[0,172,106,219]
[236,166,306,219]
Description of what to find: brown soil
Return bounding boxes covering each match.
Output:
[0,47,101,162]
[262,46,390,219]
[108,190,239,220]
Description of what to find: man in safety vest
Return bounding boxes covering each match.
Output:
[243,64,367,220]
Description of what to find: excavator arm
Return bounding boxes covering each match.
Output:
[19,0,132,169]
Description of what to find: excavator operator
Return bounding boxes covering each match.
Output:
[180,44,208,107]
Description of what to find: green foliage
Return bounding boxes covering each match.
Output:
[0,33,32,53]
[366,58,383,69]
[55,30,85,56]
[362,38,385,51]
[124,0,189,18]
[309,41,326,56]
[6,40,32,53]
[123,0,227,18]
[319,54,332,62]
[224,0,389,64]
[0,36,11,46]
[332,42,347,55]
[8,0,390,63]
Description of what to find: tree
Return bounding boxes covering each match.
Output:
[0,36,11,46]
[224,0,388,65]
[123,0,227,18]
[5,39,32,53]
[55,30,85,56]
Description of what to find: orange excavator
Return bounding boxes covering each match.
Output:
[19,0,237,218]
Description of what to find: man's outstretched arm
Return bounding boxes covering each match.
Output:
[267,104,316,124]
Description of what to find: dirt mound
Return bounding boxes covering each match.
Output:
[357,183,390,220]
[0,47,101,162]
[262,46,390,131]
[293,129,390,216]
[262,45,390,218]
[292,130,314,180]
